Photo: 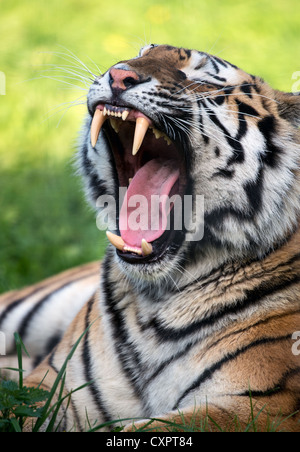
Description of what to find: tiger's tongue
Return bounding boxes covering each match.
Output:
[119,159,180,248]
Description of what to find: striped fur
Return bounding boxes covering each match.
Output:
[0,262,99,377]
[1,45,300,431]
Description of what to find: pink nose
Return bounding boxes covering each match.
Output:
[109,68,139,91]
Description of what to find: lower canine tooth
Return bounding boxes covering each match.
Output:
[141,238,153,256]
[106,231,125,251]
[132,117,150,156]
[91,109,107,147]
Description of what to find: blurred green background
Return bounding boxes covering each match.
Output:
[0,0,299,293]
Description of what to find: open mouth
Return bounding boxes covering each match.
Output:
[90,103,187,264]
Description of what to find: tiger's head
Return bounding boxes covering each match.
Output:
[78,44,300,286]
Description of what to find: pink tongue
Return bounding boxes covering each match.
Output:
[119,159,179,248]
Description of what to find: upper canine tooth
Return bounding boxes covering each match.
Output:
[106,231,125,251]
[91,109,107,147]
[132,117,150,156]
[122,110,129,121]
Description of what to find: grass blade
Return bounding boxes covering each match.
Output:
[32,322,94,432]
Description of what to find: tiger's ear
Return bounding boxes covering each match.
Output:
[274,90,300,127]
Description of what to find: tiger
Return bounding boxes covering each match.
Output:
[0,44,300,432]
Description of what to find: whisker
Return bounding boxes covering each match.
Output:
[43,97,86,127]
[170,80,278,107]
[39,47,97,79]
[40,65,94,83]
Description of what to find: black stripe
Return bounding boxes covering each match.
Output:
[243,164,264,214]
[258,115,282,168]
[206,72,227,83]
[208,56,220,73]
[33,333,62,367]
[173,334,291,409]
[198,112,210,144]
[45,334,62,355]
[182,234,298,302]
[235,366,300,400]
[183,48,191,59]
[81,142,108,200]
[142,341,196,388]
[236,100,259,118]
[205,105,245,164]
[182,237,300,295]
[205,204,252,224]
[16,274,95,346]
[48,347,60,374]
[212,56,229,68]
[212,168,235,179]
[89,173,107,200]
[205,309,300,354]
[82,296,112,425]
[240,83,253,99]
[48,344,83,431]
[146,274,300,342]
[214,95,226,105]
[102,254,143,398]
[0,291,40,326]
[0,267,98,328]
[199,80,224,91]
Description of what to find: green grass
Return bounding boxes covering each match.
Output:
[0,2,299,432]
[1,334,297,432]
[0,0,300,292]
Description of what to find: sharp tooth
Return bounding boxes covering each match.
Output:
[110,117,121,133]
[91,109,107,147]
[132,117,150,156]
[153,128,163,139]
[122,110,129,121]
[141,238,153,256]
[128,177,132,185]
[123,246,142,255]
[106,231,125,251]
[164,135,172,145]
[103,106,107,116]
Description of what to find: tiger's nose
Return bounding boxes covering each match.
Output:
[109,68,140,91]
